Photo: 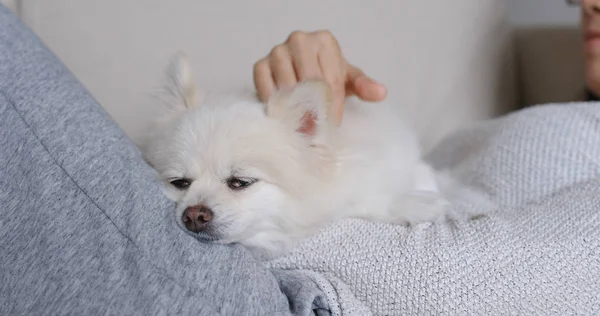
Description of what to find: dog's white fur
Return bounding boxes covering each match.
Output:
[141,53,458,259]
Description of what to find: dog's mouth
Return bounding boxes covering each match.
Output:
[201,224,223,238]
[186,223,220,239]
[186,221,234,243]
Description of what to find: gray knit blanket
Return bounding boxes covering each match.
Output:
[267,102,600,315]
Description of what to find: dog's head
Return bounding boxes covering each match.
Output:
[142,53,339,255]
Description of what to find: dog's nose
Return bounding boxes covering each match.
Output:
[182,205,213,233]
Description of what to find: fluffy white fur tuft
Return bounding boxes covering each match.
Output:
[140,54,487,259]
[164,52,197,110]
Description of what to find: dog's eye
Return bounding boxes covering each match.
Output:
[226,177,257,191]
[170,178,192,190]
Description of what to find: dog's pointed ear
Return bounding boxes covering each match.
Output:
[265,80,333,137]
[163,52,197,110]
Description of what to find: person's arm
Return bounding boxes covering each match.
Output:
[253,30,387,125]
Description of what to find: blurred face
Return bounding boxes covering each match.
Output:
[581,0,600,55]
[580,0,600,92]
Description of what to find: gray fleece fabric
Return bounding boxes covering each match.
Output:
[0,5,316,315]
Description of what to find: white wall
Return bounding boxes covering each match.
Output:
[508,0,580,26]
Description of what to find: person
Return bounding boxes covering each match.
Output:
[576,0,600,100]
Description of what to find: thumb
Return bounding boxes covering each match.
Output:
[345,63,387,102]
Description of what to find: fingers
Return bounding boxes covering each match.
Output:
[316,34,346,123]
[253,59,275,103]
[345,63,387,102]
[353,76,388,102]
[287,31,321,82]
[254,30,345,106]
[292,30,346,124]
[253,29,387,125]
[345,63,367,94]
[269,44,297,88]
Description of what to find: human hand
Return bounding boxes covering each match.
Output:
[253,30,387,125]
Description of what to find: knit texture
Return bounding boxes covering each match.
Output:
[268,103,600,315]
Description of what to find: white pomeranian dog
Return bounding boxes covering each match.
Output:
[141,53,477,259]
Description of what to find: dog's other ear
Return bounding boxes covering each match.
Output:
[163,52,197,110]
[265,80,333,137]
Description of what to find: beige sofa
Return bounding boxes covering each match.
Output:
[0,0,586,151]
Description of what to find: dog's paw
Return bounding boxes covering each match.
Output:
[387,191,450,226]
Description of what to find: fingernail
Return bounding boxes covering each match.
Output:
[368,78,386,98]
[359,77,386,101]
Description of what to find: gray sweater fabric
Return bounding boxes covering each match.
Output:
[267,103,600,315]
